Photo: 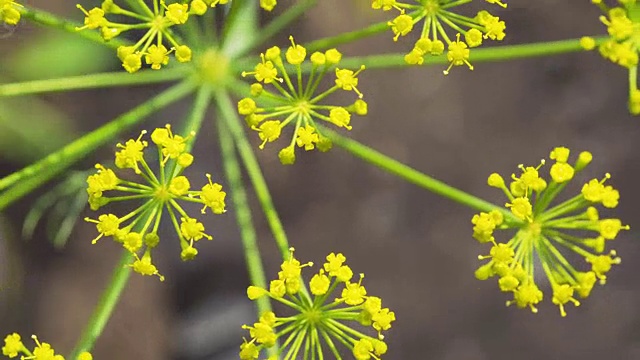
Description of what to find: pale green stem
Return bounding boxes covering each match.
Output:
[21,6,130,49]
[67,250,133,359]
[0,68,191,97]
[0,81,196,210]
[217,116,278,357]
[321,127,518,222]
[215,90,291,257]
[239,0,318,57]
[180,84,214,152]
[221,0,257,58]
[334,36,608,70]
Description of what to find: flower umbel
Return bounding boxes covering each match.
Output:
[372,0,507,74]
[2,333,93,360]
[241,248,395,359]
[473,147,628,316]
[75,0,204,72]
[585,1,640,114]
[0,0,22,26]
[84,125,227,280]
[240,36,368,164]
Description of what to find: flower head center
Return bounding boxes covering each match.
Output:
[151,15,167,31]
[302,308,323,325]
[294,100,311,116]
[526,221,542,237]
[154,185,172,202]
[197,49,231,86]
[423,0,441,15]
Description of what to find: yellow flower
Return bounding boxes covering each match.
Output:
[84,125,226,280]
[373,0,507,73]
[473,147,627,316]
[587,1,640,114]
[0,0,23,26]
[241,248,394,359]
[75,0,195,72]
[240,38,366,164]
[2,334,82,360]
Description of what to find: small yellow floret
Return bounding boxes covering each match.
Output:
[2,333,23,358]
[278,147,296,165]
[255,120,282,149]
[296,125,319,151]
[145,44,171,70]
[580,36,596,51]
[506,197,532,221]
[176,45,192,62]
[310,270,331,295]
[260,0,277,11]
[335,66,365,98]
[388,14,413,41]
[200,174,227,214]
[329,107,352,130]
[285,36,307,65]
[443,33,473,75]
[180,217,212,241]
[165,3,189,24]
[76,5,107,30]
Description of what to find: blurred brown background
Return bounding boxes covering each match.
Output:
[1,0,640,359]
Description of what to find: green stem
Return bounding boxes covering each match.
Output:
[0,68,191,97]
[306,20,391,53]
[322,127,517,221]
[215,90,292,258]
[0,80,196,210]
[68,250,133,359]
[221,0,258,58]
[240,0,318,56]
[21,6,129,49]
[180,84,213,151]
[333,36,609,70]
[217,114,272,316]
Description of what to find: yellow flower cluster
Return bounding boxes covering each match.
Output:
[74,0,278,73]
[584,0,640,114]
[0,0,21,25]
[241,249,395,359]
[84,125,227,280]
[371,0,507,74]
[75,0,212,73]
[2,333,92,360]
[239,36,368,165]
[473,147,628,316]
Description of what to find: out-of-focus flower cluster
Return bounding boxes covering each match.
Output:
[238,36,368,165]
[240,249,395,359]
[583,0,640,114]
[371,0,507,74]
[0,0,21,26]
[2,333,92,360]
[84,125,227,280]
[472,147,628,316]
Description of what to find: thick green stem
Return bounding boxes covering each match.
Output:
[0,68,190,97]
[0,81,196,210]
[68,250,133,359]
[21,6,129,49]
[322,128,518,222]
[240,0,318,57]
[217,115,272,315]
[214,91,291,258]
[335,36,608,70]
